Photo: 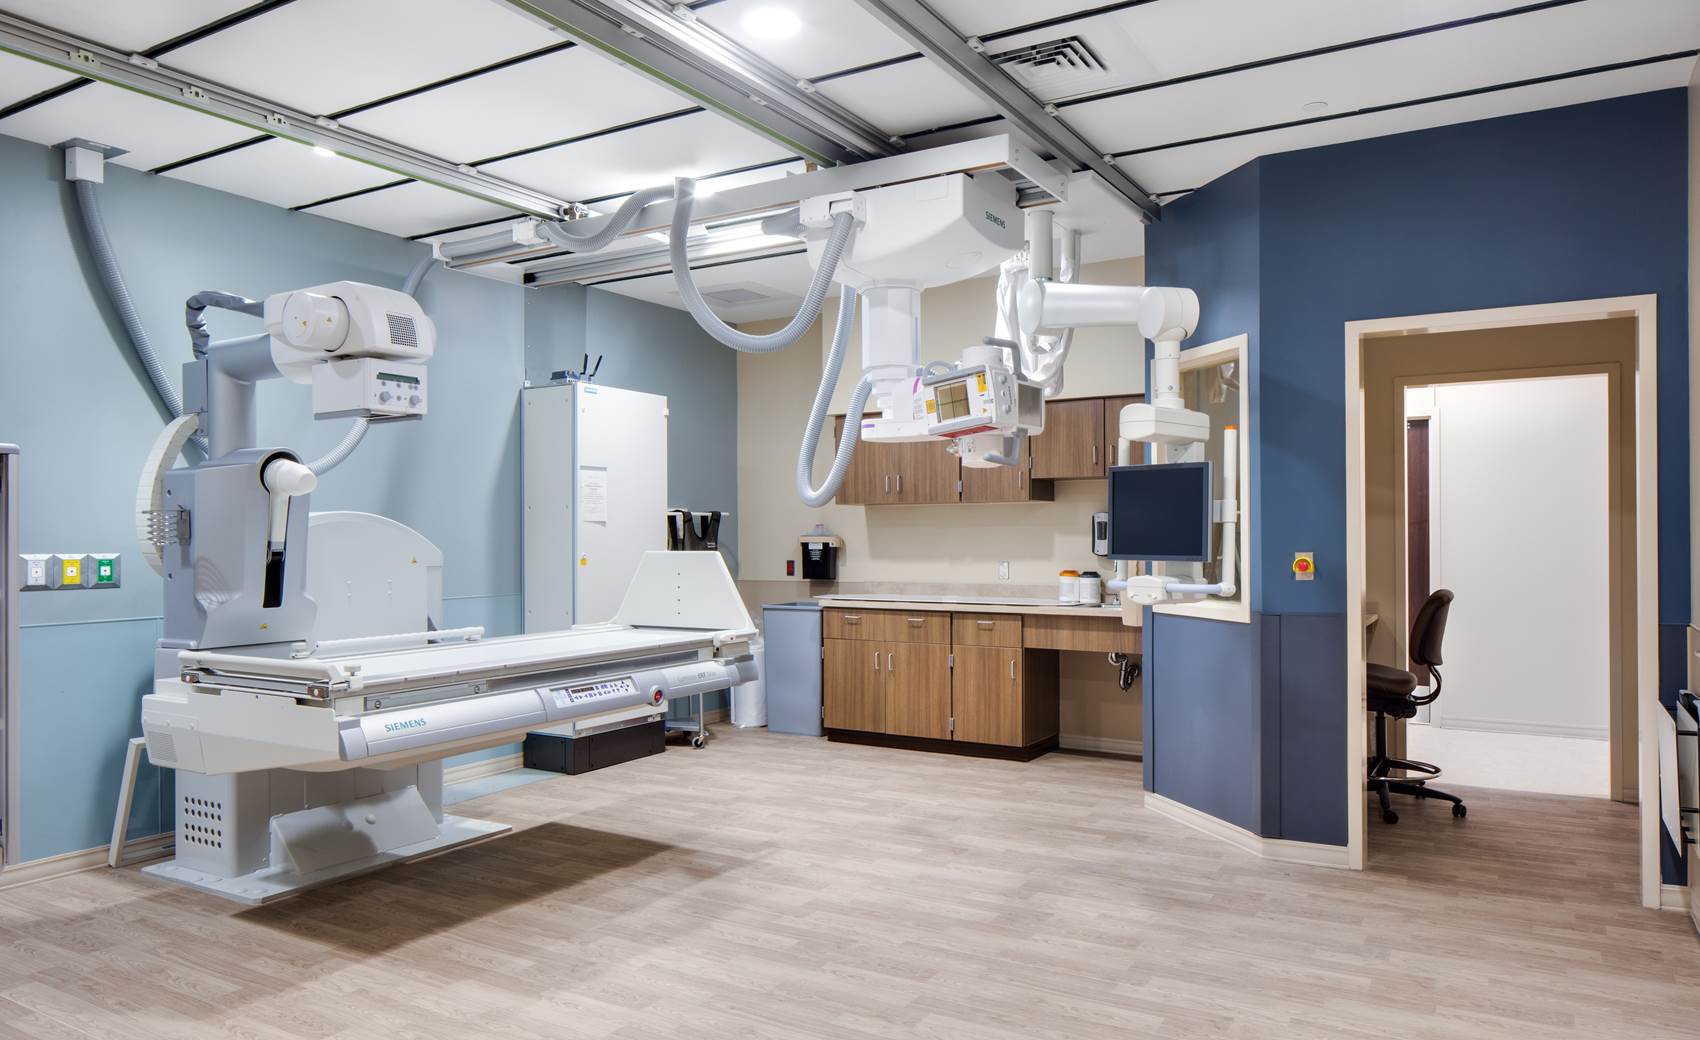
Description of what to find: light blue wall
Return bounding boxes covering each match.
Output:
[0,131,522,861]
[523,279,742,719]
[0,130,744,862]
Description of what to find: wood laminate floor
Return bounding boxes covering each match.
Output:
[0,729,1694,1039]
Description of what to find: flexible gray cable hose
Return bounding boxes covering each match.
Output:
[306,252,438,475]
[73,179,185,420]
[184,291,263,356]
[538,184,675,253]
[670,177,856,353]
[795,290,874,507]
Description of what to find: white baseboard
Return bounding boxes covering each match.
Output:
[1433,716,1608,741]
[1059,734,1143,758]
[0,830,174,892]
[1658,883,1691,913]
[1143,792,1352,869]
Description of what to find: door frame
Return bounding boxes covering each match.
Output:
[1344,296,1659,907]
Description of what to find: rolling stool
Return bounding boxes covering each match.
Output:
[1367,589,1466,824]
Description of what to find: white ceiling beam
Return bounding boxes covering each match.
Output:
[497,0,900,165]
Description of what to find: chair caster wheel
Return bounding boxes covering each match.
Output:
[1452,803,1466,818]
[1382,810,1398,825]
[692,735,706,749]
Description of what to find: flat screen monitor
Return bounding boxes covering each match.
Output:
[1107,461,1213,562]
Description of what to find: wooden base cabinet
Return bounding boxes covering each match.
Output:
[823,608,1060,756]
[951,645,1058,748]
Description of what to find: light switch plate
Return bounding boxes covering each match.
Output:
[20,554,50,590]
[997,561,1010,581]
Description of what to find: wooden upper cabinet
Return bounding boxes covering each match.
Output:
[1103,395,1144,468]
[1030,398,1106,479]
[959,434,1055,503]
[893,439,961,504]
[831,417,959,504]
[832,416,896,504]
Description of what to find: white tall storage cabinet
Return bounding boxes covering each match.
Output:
[522,383,668,632]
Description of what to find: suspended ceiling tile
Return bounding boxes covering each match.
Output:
[0,81,257,170]
[592,251,815,323]
[339,46,689,164]
[1067,0,1700,155]
[480,110,794,203]
[1,0,257,51]
[163,136,398,208]
[303,179,516,238]
[815,60,994,136]
[0,51,80,111]
[1123,58,1693,195]
[691,0,916,79]
[167,0,563,117]
[931,0,1524,82]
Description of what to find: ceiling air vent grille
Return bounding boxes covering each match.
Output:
[993,36,1111,100]
[703,288,769,305]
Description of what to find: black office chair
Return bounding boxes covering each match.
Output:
[1367,589,1465,824]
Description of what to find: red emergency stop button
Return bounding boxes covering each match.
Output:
[1292,552,1315,581]
[652,687,664,704]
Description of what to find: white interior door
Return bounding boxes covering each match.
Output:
[1429,374,1610,740]
[572,384,668,625]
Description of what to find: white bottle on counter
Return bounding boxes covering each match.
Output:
[1077,571,1102,606]
[1058,569,1080,604]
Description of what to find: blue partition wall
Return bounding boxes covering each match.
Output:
[1142,89,1690,855]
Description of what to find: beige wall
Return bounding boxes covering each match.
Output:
[823,258,1147,413]
[736,257,1147,750]
[741,256,1145,586]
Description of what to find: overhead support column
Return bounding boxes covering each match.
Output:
[848,0,1163,222]
[500,0,901,166]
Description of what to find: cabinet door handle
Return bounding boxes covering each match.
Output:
[976,620,995,628]
[872,651,880,671]
[905,617,924,626]
[887,652,894,672]
[1091,444,1098,466]
[1009,659,1017,680]
[895,473,902,494]
[883,474,890,493]
[842,614,861,624]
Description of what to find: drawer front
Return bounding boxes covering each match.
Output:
[823,608,879,640]
[1023,614,1139,654]
[880,611,950,643]
[952,613,1023,648]
[824,609,950,643]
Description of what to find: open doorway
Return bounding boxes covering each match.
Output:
[1400,375,1613,799]
[1344,296,1660,907]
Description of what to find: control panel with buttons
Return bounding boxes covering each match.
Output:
[310,356,427,421]
[547,676,639,710]
[19,552,121,591]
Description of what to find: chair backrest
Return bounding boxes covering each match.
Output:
[1409,589,1454,669]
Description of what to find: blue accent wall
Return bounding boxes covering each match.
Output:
[1143,90,1690,853]
[0,129,736,862]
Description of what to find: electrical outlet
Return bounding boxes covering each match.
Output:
[997,561,1010,581]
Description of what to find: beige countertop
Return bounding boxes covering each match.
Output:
[816,596,1134,623]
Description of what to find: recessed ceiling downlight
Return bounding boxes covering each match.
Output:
[742,6,801,40]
